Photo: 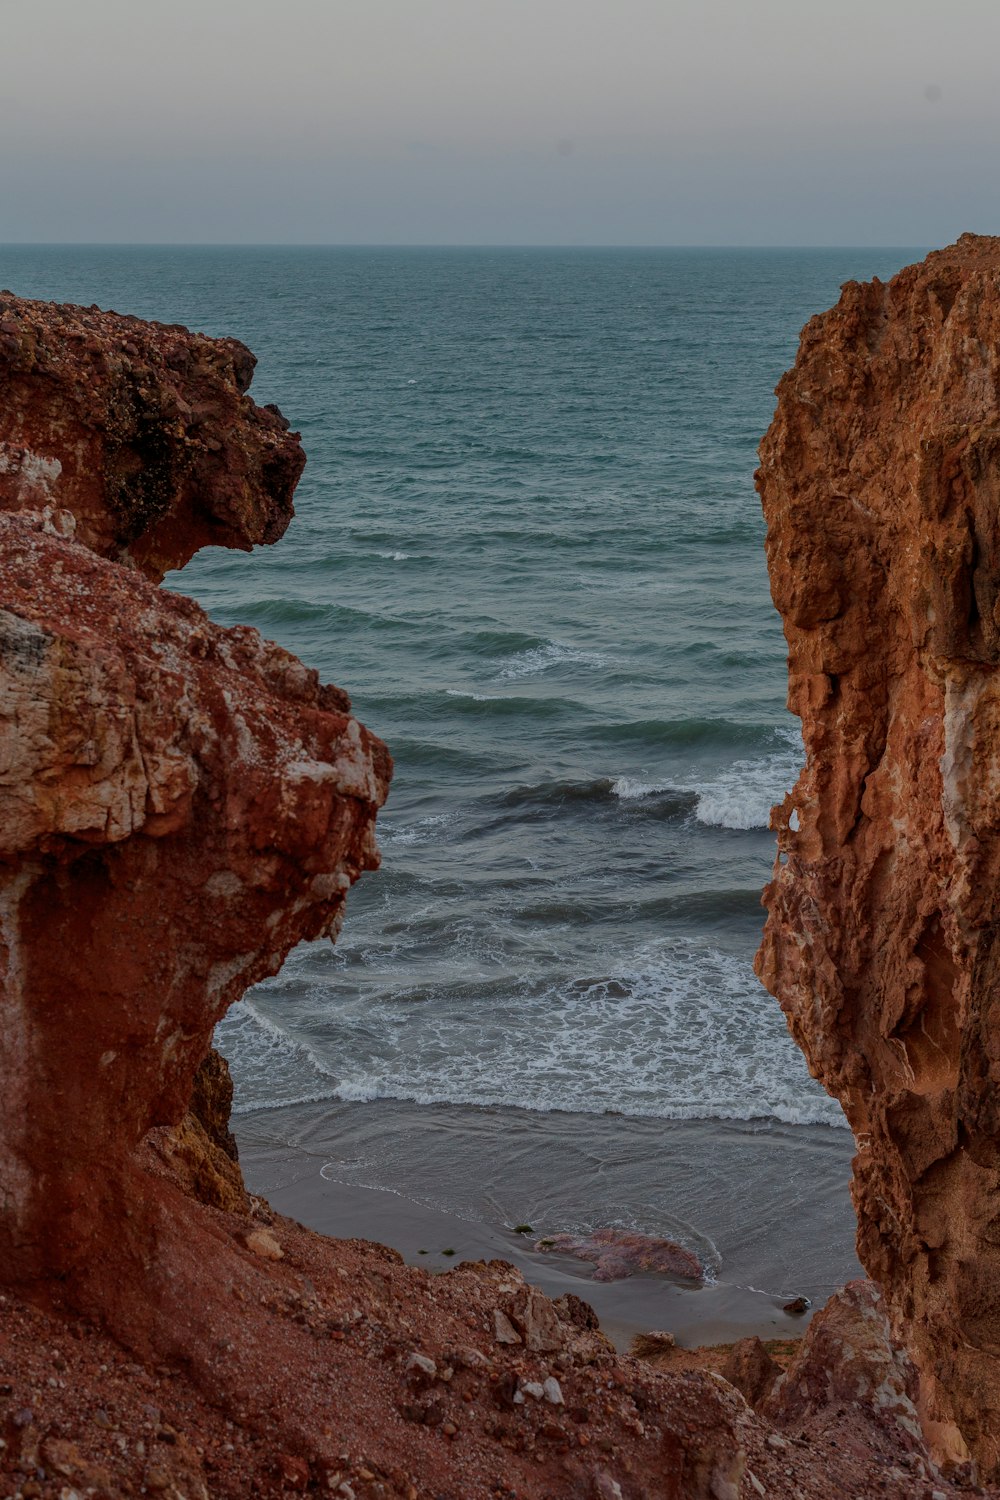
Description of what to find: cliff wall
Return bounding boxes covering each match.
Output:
[0,294,389,1306]
[757,234,1000,1476]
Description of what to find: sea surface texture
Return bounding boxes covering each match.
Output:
[1,246,918,1283]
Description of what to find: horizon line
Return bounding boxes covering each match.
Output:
[0,241,931,253]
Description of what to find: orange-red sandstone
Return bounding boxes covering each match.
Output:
[758,233,1000,1479]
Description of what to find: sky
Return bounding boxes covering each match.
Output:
[1,0,998,245]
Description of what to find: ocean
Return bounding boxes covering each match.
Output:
[0,245,921,1307]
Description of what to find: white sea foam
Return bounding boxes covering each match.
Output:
[376,812,450,848]
[610,776,676,801]
[222,937,846,1129]
[690,738,803,831]
[493,642,612,682]
[217,1001,339,1116]
[376,549,412,561]
[444,688,502,702]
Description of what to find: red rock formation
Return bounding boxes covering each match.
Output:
[0,292,304,578]
[0,508,389,1301]
[535,1228,703,1282]
[757,233,1000,1478]
[0,289,978,1499]
[0,297,388,1328]
[764,1281,947,1488]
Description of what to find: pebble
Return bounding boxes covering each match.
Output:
[494,1311,522,1345]
[405,1352,437,1378]
[543,1377,564,1405]
[453,1346,490,1369]
[244,1228,283,1261]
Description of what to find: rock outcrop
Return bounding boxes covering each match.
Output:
[757,234,1000,1477]
[0,291,304,578]
[0,299,390,1327]
[535,1228,703,1282]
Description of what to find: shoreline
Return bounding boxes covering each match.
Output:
[235,1098,861,1353]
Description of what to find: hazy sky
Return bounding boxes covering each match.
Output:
[2,0,998,245]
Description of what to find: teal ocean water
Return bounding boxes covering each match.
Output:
[0,247,919,1284]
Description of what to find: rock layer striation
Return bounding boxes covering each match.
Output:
[757,233,1000,1476]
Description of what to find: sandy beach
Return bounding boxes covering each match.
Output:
[235,1098,861,1352]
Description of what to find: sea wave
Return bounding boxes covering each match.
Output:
[689,736,803,831]
[611,775,675,800]
[498,777,697,821]
[598,717,791,752]
[492,642,613,682]
[221,939,846,1129]
[218,1001,340,1116]
[376,812,451,848]
[610,730,803,831]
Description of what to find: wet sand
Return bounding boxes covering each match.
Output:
[235,1099,861,1351]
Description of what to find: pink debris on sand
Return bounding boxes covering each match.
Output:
[536,1228,703,1283]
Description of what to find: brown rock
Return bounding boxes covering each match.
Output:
[0,292,305,578]
[535,1229,702,1283]
[275,1452,310,1488]
[39,1435,113,1491]
[552,1292,601,1330]
[720,1337,780,1409]
[629,1330,675,1359]
[756,232,1000,1476]
[493,1309,522,1345]
[765,1281,935,1484]
[0,447,388,1309]
[189,1047,241,1163]
[147,1049,249,1214]
[244,1228,284,1262]
[507,1286,565,1353]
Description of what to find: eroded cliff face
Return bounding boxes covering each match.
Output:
[0,300,390,1316]
[757,233,1000,1477]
